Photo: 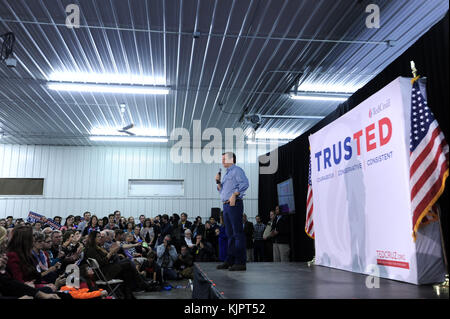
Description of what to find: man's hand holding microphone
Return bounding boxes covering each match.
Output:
[215,168,222,191]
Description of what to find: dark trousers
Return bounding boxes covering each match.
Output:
[253,240,265,262]
[223,200,246,265]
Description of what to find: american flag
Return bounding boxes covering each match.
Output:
[305,153,315,239]
[409,80,449,240]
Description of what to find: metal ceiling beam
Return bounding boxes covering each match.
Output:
[260,114,325,120]
[0,17,390,45]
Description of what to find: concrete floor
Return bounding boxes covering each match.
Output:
[134,279,193,299]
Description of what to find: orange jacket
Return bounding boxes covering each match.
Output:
[60,286,105,299]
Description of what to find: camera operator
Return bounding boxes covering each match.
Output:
[156,235,179,281]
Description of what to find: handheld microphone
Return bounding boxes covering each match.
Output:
[216,168,221,184]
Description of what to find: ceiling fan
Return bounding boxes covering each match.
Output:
[118,123,135,135]
[118,103,135,135]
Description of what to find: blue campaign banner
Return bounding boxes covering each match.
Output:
[27,211,61,230]
[46,219,61,230]
[27,211,45,223]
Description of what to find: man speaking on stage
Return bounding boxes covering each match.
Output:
[216,152,249,271]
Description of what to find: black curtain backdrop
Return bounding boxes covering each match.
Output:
[258,12,449,262]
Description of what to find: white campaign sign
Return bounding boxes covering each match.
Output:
[309,77,445,284]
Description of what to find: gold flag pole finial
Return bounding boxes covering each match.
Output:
[410,61,420,84]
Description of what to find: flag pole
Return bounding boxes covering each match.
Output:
[410,61,420,83]
[433,204,449,295]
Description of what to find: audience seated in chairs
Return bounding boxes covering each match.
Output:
[0,226,61,299]
[84,231,152,299]
[6,225,65,294]
[1,212,261,298]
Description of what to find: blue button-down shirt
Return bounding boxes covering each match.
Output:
[218,164,249,202]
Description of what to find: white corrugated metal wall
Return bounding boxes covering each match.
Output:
[0,144,260,222]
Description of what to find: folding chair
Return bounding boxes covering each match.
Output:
[86,258,123,299]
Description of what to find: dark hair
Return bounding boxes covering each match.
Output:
[83,211,91,218]
[162,214,169,222]
[181,212,187,218]
[147,251,156,259]
[7,225,39,279]
[64,215,74,227]
[222,152,236,164]
[87,230,100,249]
[108,214,114,219]
[7,216,13,219]
[114,229,124,237]
[54,216,62,221]
[139,214,145,218]
[144,218,152,227]
[88,215,98,228]
[114,210,120,215]
[63,230,75,242]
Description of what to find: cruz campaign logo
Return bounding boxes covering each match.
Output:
[369,99,391,118]
[314,117,393,172]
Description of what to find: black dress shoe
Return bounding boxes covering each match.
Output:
[216,262,231,269]
[228,264,246,271]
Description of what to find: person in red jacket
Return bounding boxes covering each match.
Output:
[6,225,57,293]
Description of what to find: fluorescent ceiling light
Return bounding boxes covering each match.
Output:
[290,95,348,102]
[49,72,166,86]
[250,130,299,140]
[297,83,361,93]
[90,127,166,137]
[90,136,168,143]
[246,139,291,145]
[48,83,169,95]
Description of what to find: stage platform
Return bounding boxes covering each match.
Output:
[192,262,448,299]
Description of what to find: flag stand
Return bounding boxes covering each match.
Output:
[410,61,449,295]
[433,204,449,295]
